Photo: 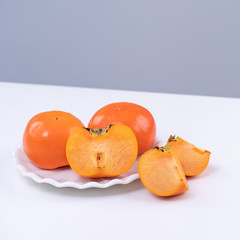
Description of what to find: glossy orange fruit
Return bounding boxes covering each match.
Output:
[88,102,156,155]
[23,111,84,169]
[138,145,189,197]
[66,124,138,178]
[166,135,211,176]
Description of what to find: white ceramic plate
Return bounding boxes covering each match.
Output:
[13,141,161,189]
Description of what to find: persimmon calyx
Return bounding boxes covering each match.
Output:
[168,135,179,142]
[86,125,111,136]
[154,145,172,152]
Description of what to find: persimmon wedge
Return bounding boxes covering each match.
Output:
[166,135,211,176]
[66,124,138,178]
[138,146,189,197]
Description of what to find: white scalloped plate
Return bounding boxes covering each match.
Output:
[13,148,137,189]
[13,138,161,189]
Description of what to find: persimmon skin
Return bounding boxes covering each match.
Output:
[166,136,211,176]
[138,146,189,197]
[66,124,138,178]
[88,102,156,155]
[23,111,84,169]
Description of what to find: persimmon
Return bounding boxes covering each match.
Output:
[66,124,138,178]
[88,102,156,155]
[166,135,211,176]
[138,145,189,197]
[23,111,84,169]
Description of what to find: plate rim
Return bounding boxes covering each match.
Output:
[13,147,140,189]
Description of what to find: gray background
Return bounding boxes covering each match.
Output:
[0,0,239,98]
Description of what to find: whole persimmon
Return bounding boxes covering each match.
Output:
[88,102,156,155]
[23,111,84,169]
[138,145,189,197]
[66,124,138,178]
[166,135,211,176]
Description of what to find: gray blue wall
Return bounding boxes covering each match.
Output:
[1,0,240,98]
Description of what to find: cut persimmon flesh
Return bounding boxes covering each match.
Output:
[138,146,189,197]
[166,135,211,176]
[66,124,138,178]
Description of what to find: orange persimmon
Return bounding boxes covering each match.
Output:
[23,111,84,169]
[138,145,189,197]
[66,124,138,178]
[88,102,156,155]
[166,135,211,176]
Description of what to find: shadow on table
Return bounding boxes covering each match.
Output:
[18,164,217,200]
[21,175,144,198]
[186,164,217,181]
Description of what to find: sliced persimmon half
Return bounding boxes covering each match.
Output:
[166,135,211,176]
[138,145,189,197]
[66,124,138,178]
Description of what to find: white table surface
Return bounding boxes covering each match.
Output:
[1,82,240,240]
